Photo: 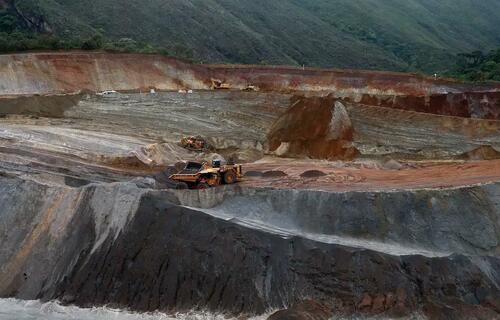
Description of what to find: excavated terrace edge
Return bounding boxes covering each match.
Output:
[3,170,500,194]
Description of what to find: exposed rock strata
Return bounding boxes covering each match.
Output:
[343,91,500,120]
[1,52,499,100]
[268,94,500,160]
[174,185,500,256]
[1,177,499,319]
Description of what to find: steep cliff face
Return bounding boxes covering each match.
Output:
[1,177,499,319]
[0,178,148,299]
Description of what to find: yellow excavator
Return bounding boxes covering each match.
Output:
[210,78,231,90]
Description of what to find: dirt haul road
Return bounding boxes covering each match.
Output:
[243,158,500,192]
[0,52,500,320]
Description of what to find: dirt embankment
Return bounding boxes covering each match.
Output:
[343,91,500,120]
[1,52,499,97]
[208,64,500,96]
[0,93,84,117]
[0,52,208,95]
[267,95,359,160]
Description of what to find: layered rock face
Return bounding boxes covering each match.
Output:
[1,52,499,100]
[268,94,500,160]
[1,177,500,319]
[0,178,148,299]
[174,185,500,257]
[344,91,500,120]
[0,53,206,95]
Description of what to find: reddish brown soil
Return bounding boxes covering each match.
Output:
[241,159,500,192]
[344,91,500,120]
[2,52,499,97]
[267,95,359,160]
[208,63,500,96]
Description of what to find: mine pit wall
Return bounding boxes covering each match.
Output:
[267,95,500,160]
[208,64,500,96]
[2,52,499,127]
[346,102,500,159]
[342,91,500,120]
[1,176,500,318]
[1,52,499,98]
[172,185,500,256]
[0,52,209,95]
[0,178,148,299]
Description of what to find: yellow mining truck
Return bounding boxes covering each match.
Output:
[170,160,242,189]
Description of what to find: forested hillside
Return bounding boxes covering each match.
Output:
[2,0,500,73]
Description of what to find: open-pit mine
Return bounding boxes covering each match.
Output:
[1,52,500,320]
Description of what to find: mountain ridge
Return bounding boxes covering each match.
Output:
[4,0,500,72]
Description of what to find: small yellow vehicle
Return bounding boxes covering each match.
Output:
[170,160,242,189]
[179,136,212,152]
[210,78,231,90]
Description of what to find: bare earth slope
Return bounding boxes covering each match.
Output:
[1,52,499,96]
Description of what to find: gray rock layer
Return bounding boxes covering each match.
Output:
[1,177,500,319]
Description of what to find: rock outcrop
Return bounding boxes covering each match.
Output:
[11,0,53,33]
[1,176,499,319]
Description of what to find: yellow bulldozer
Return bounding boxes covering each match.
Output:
[170,160,242,189]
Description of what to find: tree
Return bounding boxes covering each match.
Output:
[447,48,500,82]
[458,50,484,68]
[82,33,103,50]
[0,14,17,33]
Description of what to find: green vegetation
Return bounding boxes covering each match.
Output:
[1,0,500,73]
[446,49,500,82]
[0,1,176,55]
[0,5,53,52]
[0,5,173,54]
